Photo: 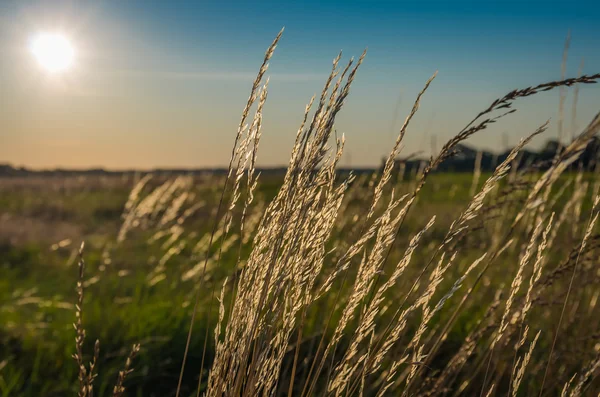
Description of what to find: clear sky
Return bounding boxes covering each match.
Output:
[1,0,599,169]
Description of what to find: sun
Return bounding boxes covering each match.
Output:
[30,33,75,73]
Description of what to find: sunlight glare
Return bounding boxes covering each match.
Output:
[30,33,75,73]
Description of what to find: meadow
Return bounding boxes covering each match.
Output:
[2,31,600,396]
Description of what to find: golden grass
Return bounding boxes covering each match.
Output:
[63,29,600,396]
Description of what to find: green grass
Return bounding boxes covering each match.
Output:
[0,171,597,396]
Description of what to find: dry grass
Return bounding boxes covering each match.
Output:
[163,31,600,396]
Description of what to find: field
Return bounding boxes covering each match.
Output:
[1,167,599,396]
[3,34,600,397]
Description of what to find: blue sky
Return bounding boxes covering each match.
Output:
[1,0,599,169]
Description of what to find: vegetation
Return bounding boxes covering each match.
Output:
[2,30,600,396]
